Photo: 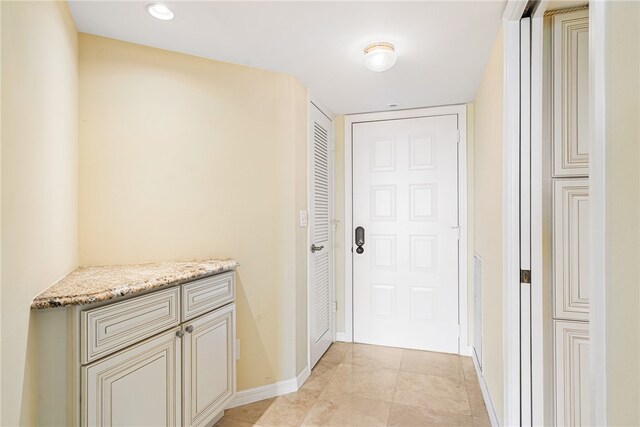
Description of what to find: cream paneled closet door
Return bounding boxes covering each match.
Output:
[550,8,591,426]
[309,102,333,368]
[353,114,459,353]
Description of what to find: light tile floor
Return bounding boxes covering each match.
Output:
[216,342,491,427]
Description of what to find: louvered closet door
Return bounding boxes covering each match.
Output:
[309,103,333,368]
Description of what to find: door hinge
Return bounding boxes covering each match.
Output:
[520,269,531,284]
[330,140,336,151]
[451,226,460,240]
[457,130,461,144]
[333,301,338,312]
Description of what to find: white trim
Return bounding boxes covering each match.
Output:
[471,347,500,427]
[335,332,350,343]
[459,345,472,357]
[296,365,311,390]
[530,12,546,427]
[228,366,310,409]
[533,0,549,19]
[503,16,523,427]
[343,104,469,354]
[210,409,225,426]
[503,0,528,21]
[307,95,336,369]
[343,118,354,342]
[519,17,533,426]
[306,90,313,372]
[589,2,606,425]
[227,369,307,409]
[310,97,336,121]
[306,91,313,372]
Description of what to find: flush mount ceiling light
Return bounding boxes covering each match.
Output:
[363,42,397,72]
[147,3,174,21]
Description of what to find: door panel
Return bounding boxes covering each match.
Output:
[183,304,235,427]
[554,320,590,426]
[309,103,333,367]
[82,328,181,427]
[552,9,590,177]
[353,114,459,353]
[553,179,590,321]
[550,8,590,426]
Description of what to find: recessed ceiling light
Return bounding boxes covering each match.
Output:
[387,103,399,108]
[147,3,174,21]
[363,42,397,72]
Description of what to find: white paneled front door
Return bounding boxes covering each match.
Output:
[352,114,460,353]
[309,102,333,368]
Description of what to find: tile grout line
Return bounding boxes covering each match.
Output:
[298,343,350,426]
[457,356,475,417]
[385,349,404,427]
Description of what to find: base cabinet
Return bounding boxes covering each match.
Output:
[73,272,237,427]
[82,303,235,427]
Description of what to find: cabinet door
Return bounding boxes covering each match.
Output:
[554,320,590,426]
[553,179,590,321]
[183,303,235,427]
[552,9,589,177]
[82,328,181,427]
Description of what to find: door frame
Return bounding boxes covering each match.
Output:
[342,104,469,355]
[528,3,609,425]
[503,1,534,424]
[307,95,336,370]
[515,2,597,425]
[505,1,591,424]
[588,2,606,424]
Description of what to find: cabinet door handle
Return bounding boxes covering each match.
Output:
[185,325,194,334]
[176,329,185,338]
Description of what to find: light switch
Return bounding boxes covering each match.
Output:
[299,210,308,227]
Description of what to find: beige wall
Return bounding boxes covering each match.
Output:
[472,28,504,424]
[602,1,640,424]
[0,2,78,425]
[78,34,309,390]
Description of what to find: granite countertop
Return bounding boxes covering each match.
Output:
[31,258,239,310]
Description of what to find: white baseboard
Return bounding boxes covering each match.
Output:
[296,365,311,389]
[227,365,311,409]
[470,349,500,427]
[335,332,351,342]
[460,344,473,357]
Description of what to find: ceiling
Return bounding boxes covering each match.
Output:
[68,1,505,115]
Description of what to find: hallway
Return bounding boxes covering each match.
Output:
[217,343,491,427]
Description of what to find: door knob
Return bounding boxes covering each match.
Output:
[355,226,365,254]
[311,244,324,253]
[185,325,194,334]
[176,329,185,338]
